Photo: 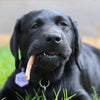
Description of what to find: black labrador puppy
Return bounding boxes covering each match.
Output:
[0,9,100,100]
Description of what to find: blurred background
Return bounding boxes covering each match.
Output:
[0,0,100,48]
[0,0,100,47]
[0,0,100,89]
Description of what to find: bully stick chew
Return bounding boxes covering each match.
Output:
[25,55,35,81]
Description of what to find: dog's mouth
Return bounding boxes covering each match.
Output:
[27,47,71,70]
[37,51,62,59]
[25,51,62,81]
[25,45,72,81]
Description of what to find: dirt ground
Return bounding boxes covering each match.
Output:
[0,34,100,49]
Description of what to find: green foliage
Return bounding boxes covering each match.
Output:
[15,87,100,100]
[53,87,61,100]
[16,91,32,100]
[62,89,76,100]
[0,46,15,89]
[93,87,100,100]
[16,88,76,100]
[1,97,6,100]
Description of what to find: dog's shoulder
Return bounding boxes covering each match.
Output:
[79,43,100,69]
[82,43,100,56]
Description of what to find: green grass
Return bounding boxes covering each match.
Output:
[16,87,100,100]
[0,46,15,89]
[93,87,100,100]
[16,88,76,100]
[0,46,100,100]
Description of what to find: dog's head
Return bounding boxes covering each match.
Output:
[10,9,81,81]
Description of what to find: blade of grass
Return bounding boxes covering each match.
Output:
[92,87,99,100]
[67,93,76,100]
[16,92,25,100]
[53,87,61,100]
[42,91,47,100]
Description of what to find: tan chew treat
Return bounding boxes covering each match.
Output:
[25,55,35,81]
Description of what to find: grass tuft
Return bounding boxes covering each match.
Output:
[16,88,76,100]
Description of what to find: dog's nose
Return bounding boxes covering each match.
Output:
[45,33,62,44]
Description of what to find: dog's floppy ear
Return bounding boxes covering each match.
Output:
[68,16,82,70]
[10,19,21,69]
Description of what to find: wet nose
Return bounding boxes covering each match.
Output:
[45,33,62,44]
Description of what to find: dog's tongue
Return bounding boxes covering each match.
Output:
[25,55,35,81]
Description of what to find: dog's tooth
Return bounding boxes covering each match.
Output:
[43,53,46,56]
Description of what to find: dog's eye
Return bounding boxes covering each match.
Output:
[31,23,40,29]
[58,21,68,26]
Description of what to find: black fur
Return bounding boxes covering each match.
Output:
[0,9,100,100]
